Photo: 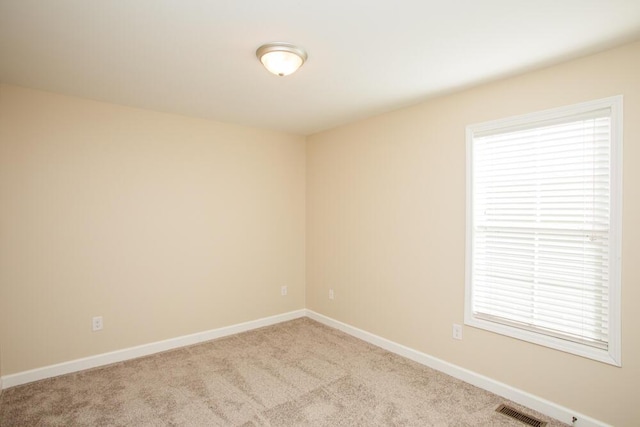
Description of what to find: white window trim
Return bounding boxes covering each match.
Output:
[464,96,623,366]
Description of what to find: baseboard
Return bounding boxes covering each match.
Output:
[306,310,609,427]
[0,308,609,427]
[0,309,306,389]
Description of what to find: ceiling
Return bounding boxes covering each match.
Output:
[1,1,639,135]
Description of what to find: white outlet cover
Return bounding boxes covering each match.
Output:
[281,286,288,296]
[92,316,103,331]
[452,323,462,340]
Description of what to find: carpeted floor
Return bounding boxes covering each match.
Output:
[0,317,568,426]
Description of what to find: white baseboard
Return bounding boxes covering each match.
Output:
[0,309,306,389]
[0,308,609,427]
[306,310,609,427]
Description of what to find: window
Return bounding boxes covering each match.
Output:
[465,96,622,366]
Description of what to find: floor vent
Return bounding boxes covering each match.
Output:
[496,404,547,427]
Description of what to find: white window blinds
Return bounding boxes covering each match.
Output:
[466,97,622,365]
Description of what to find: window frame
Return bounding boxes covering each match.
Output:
[464,96,623,366]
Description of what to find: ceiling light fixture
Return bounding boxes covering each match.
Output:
[256,42,307,77]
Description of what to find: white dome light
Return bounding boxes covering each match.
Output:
[256,42,308,77]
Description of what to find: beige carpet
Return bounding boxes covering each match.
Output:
[0,318,567,426]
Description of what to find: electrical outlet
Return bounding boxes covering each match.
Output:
[452,323,462,340]
[329,289,334,300]
[92,316,103,332]
[281,285,288,296]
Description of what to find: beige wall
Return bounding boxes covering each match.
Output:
[306,40,640,426]
[0,84,306,375]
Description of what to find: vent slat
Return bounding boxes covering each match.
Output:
[496,404,547,427]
